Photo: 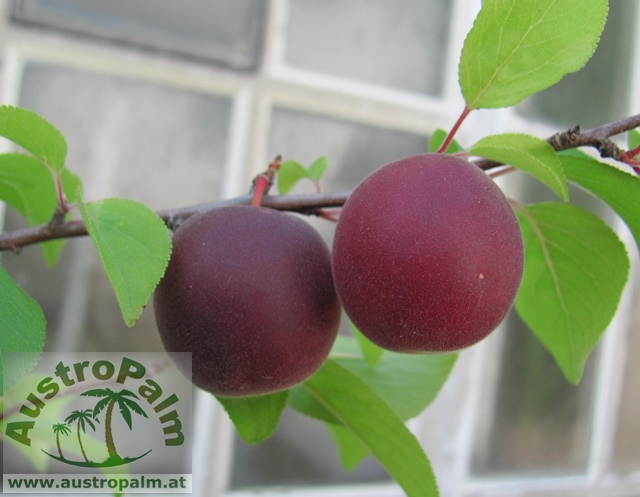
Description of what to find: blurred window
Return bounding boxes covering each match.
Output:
[1,1,638,496]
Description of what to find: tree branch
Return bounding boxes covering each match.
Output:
[1,113,639,253]
[0,192,351,252]
[477,113,640,170]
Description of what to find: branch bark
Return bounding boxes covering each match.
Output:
[0,192,351,252]
[1,113,639,253]
[477,113,640,170]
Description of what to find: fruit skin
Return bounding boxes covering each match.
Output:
[332,153,524,353]
[154,205,341,397]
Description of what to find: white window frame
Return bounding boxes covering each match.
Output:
[1,1,639,496]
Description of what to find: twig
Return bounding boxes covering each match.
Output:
[1,113,639,253]
[251,155,282,207]
[477,113,640,170]
[1,192,352,252]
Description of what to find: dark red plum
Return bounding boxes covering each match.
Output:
[332,153,524,353]
[154,205,341,397]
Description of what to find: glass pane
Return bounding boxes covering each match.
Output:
[515,0,637,128]
[229,108,430,489]
[230,409,389,489]
[285,0,452,95]
[13,0,265,69]
[269,107,430,189]
[20,62,231,211]
[612,276,640,474]
[2,61,231,353]
[0,63,225,478]
[471,311,598,477]
[471,177,617,477]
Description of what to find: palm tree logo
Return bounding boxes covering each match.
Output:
[64,409,98,463]
[43,388,151,468]
[81,388,149,465]
[51,423,71,459]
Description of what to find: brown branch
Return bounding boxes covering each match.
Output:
[0,191,351,252]
[478,113,640,170]
[1,113,639,253]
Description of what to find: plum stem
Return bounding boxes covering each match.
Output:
[317,208,341,223]
[436,107,472,154]
[620,143,640,174]
[487,166,515,179]
[251,155,282,207]
[251,176,269,207]
[47,172,72,225]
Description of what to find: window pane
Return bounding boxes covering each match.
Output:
[470,177,616,477]
[230,409,389,489]
[612,276,640,474]
[12,0,266,69]
[3,61,231,353]
[515,0,637,128]
[19,62,231,211]
[471,311,598,477]
[285,0,452,95]
[0,63,226,476]
[229,108,429,489]
[268,107,430,191]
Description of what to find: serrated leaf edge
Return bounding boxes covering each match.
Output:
[78,194,171,327]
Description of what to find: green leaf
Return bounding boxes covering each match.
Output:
[0,268,46,395]
[469,133,568,200]
[560,154,640,254]
[330,334,361,357]
[350,321,384,367]
[291,338,456,424]
[337,352,457,422]
[288,385,340,424]
[428,129,463,154]
[216,390,288,444]
[307,156,328,182]
[78,195,172,327]
[290,338,359,424]
[37,166,85,265]
[60,167,82,205]
[0,106,67,171]
[277,157,328,194]
[303,360,439,497]
[326,422,370,471]
[0,153,83,266]
[459,0,608,109]
[0,153,56,224]
[277,160,309,194]
[629,129,640,149]
[514,202,629,384]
